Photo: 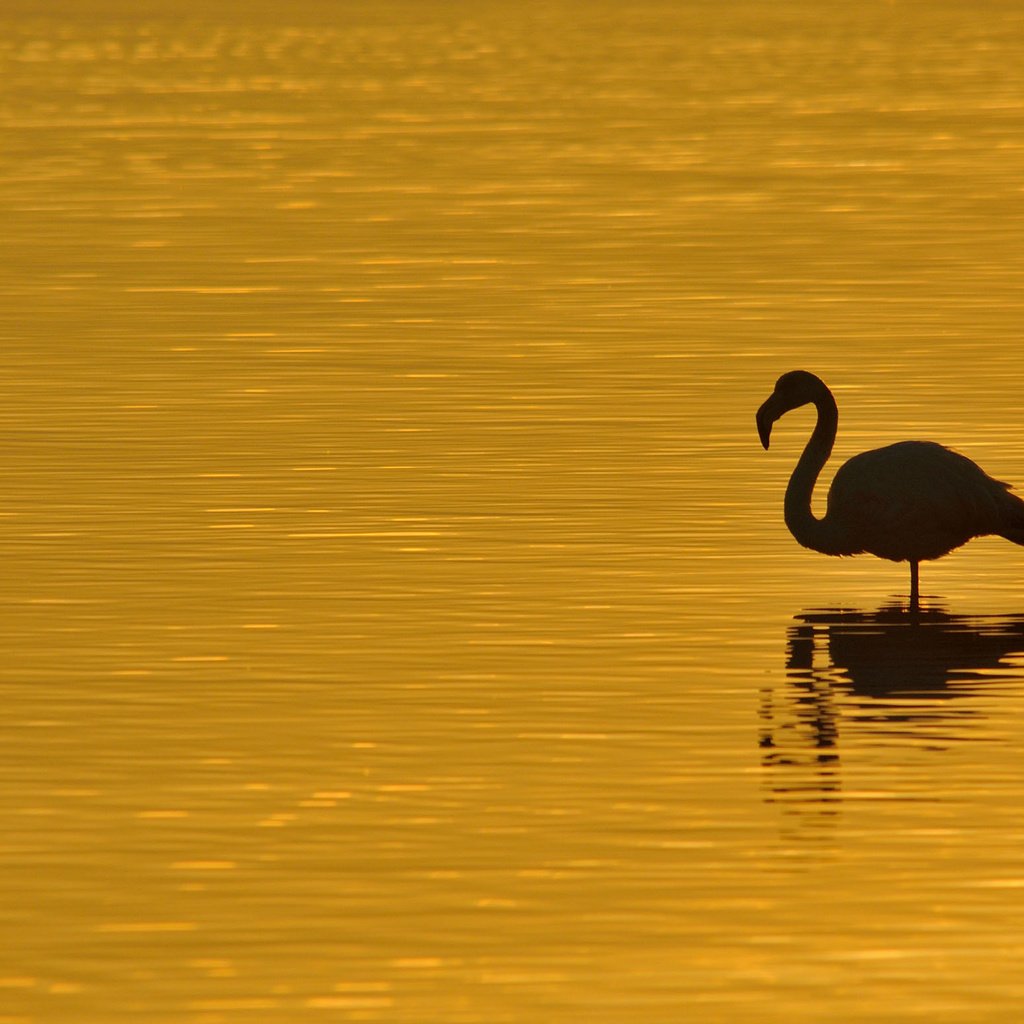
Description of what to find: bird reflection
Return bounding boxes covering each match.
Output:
[760,605,1024,828]
[788,604,1024,697]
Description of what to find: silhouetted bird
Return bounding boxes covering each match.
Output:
[757,371,1024,605]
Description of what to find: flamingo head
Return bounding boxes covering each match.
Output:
[756,370,826,449]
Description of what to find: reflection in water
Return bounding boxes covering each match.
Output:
[761,606,1024,825]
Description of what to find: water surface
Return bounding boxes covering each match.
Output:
[4,2,1024,1021]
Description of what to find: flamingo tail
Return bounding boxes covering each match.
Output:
[1000,490,1024,546]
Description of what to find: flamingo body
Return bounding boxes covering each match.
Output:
[828,440,1020,562]
[757,371,1024,601]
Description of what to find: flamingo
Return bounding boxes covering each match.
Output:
[756,370,1024,606]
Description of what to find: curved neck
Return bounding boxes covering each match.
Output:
[784,390,846,555]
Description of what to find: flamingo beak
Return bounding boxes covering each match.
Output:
[756,395,780,450]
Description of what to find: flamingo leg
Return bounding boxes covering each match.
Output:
[909,560,920,609]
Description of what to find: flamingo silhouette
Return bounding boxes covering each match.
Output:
[757,371,1024,606]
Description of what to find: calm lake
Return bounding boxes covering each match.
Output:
[4,1,1024,1021]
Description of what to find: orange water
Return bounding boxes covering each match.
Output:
[4,2,1024,1021]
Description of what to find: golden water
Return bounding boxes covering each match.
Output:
[4,2,1024,1021]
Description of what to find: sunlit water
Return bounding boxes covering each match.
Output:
[4,2,1024,1021]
